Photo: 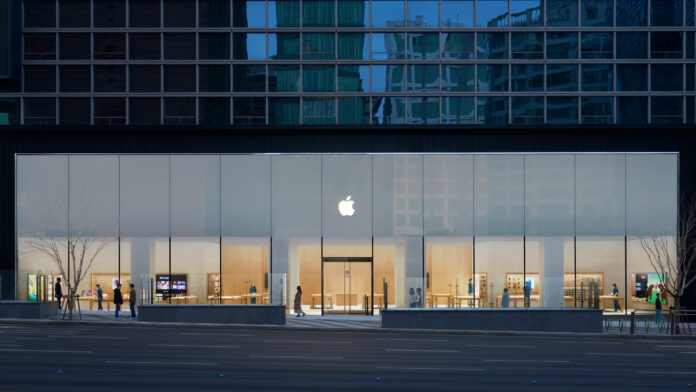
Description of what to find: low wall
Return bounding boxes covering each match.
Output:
[0,301,58,319]
[381,308,602,333]
[138,304,286,325]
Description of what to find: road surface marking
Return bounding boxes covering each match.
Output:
[378,366,485,372]
[386,349,459,353]
[0,344,21,347]
[263,339,352,344]
[249,355,343,360]
[468,345,535,348]
[0,348,92,354]
[586,353,663,357]
[485,359,569,363]
[679,352,696,354]
[637,370,696,375]
[656,345,696,348]
[106,360,217,366]
[148,344,239,348]
[179,332,254,337]
[552,341,622,345]
[374,338,448,342]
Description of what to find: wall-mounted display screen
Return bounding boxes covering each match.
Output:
[156,274,187,294]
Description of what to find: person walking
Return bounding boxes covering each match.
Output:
[612,283,621,312]
[293,286,305,317]
[55,277,63,310]
[501,288,510,308]
[96,284,103,311]
[113,283,123,318]
[655,296,665,325]
[129,283,137,319]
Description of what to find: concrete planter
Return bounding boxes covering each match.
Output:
[0,301,58,319]
[381,308,602,333]
[137,304,286,325]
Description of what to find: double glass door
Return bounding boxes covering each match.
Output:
[322,258,373,315]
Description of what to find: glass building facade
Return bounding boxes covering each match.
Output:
[4,0,693,125]
[16,153,677,315]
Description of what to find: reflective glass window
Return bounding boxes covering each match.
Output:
[269,0,300,27]
[688,64,695,91]
[510,0,543,27]
[129,65,161,93]
[511,96,543,124]
[511,32,543,59]
[441,64,474,92]
[24,33,55,60]
[546,32,578,59]
[234,97,266,124]
[547,96,578,124]
[511,64,543,92]
[94,0,125,27]
[372,96,405,124]
[338,97,370,124]
[200,33,231,60]
[688,32,695,59]
[24,98,56,125]
[59,65,90,92]
[547,64,578,91]
[477,33,508,59]
[0,98,20,125]
[199,65,231,92]
[94,65,126,92]
[407,97,439,124]
[269,97,300,124]
[94,98,125,125]
[338,65,369,92]
[477,64,509,92]
[129,98,161,125]
[303,65,335,92]
[164,0,196,27]
[233,65,266,92]
[200,97,231,125]
[338,33,369,60]
[688,0,695,26]
[59,98,90,125]
[303,0,334,27]
[476,0,508,27]
[651,64,683,91]
[129,0,161,27]
[651,32,683,59]
[199,0,231,27]
[269,33,300,60]
[581,64,613,91]
[269,65,301,92]
[372,65,405,92]
[338,0,369,27]
[441,97,474,123]
[372,0,405,27]
[94,33,126,60]
[581,0,613,26]
[129,33,161,60]
[163,65,196,92]
[408,0,438,27]
[651,0,683,26]
[581,96,613,124]
[59,33,90,60]
[408,33,439,59]
[23,65,55,92]
[233,33,266,60]
[25,0,55,27]
[303,97,335,124]
[581,32,613,59]
[476,96,508,124]
[651,96,683,123]
[164,33,195,60]
[372,33,405,59]
[687,96,695,123]
[407,65,439,92]
[616,0,647,26]
[616,32,647,59]
[164,97,196,125]
[441,33,474,59]
[617,96,647,124]
[547,0,577,26]
[616,64,647,91]
[441,0,474,27]
[302,33,335,60]
[60,0,90,27]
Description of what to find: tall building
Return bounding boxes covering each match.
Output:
[1,0,695,314]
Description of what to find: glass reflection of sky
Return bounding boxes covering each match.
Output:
[372,0,405,27]
[407,0,438,27]
[441,0,474,27]
[236,33,266,60]
[476,0,508,27]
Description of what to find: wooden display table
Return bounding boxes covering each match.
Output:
[430,293,453,308]
[599,295,623,310]
[495,294,540,307]
[241,293,263,304]
[311,293,333,309]
[453,295,480,308]
[207,295,243,304]
[373,293,384,308]
[170,295,199,304]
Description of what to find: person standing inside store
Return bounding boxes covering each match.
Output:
[415,288,423,308]
[468,278,474,307]
[129,283,137,319]
[249,282,257,304]
[612,283,621,312]
[293,286,305,317]
[113,283,123,318]
[501,288,510,308]
[408,288,417,308]
[55,277,63,310]
[523,282,531,307]
[96,283,103,311]
[655,296,665,325]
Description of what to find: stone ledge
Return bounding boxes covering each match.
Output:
[137,304,286,325]
[0,301,58,319]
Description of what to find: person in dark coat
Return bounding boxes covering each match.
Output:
[129,283,137,319]
[55,277,63,310]
[113,283,123,318]
[655,296,665,325]
[293,286,305,317]
[96,284,103,311]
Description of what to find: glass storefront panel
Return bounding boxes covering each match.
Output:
[442,64,474,92]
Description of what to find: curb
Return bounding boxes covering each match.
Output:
[1,318,694,340]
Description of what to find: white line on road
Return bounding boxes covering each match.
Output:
[106,360,217,366]
[0,348,92,354]
[148,344,239,348]
[467,345,535,348]
[655,345,696,349]
[637,370,696,375]
[179,332,254,337]
[485,359,569,363]
[374,338,448,342]
[586,353,664,357]
[378,366,485,372]
[386,349,459,353]
[679,352,696,354]
[0,344,21,347]
[249,355,343,360]
[263,339,352,344]
[552,341,622,345]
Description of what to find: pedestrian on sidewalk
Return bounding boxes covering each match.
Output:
[654,296,665,324]
[129,283,137,319]
[501,288,510,308]
[612,283,621,312]
[96,284,103,311]
[55,277,63,310]
[114,283,123,318]
[294,286,305,317]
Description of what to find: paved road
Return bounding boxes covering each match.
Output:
[0,324,694,391]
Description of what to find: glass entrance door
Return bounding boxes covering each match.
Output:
[322,258,373,315]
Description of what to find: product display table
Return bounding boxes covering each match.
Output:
[311,293,333,309]
[453,295,480,308]
[430,293,453,308]
[495,294,540,307]
[207,295,243,304]
[170,295,199,304]
[241,293,263,304]
[598,295,623,310]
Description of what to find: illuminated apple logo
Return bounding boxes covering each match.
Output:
[338,196,355,216]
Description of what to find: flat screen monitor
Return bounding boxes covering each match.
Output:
[156,274,187,294]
